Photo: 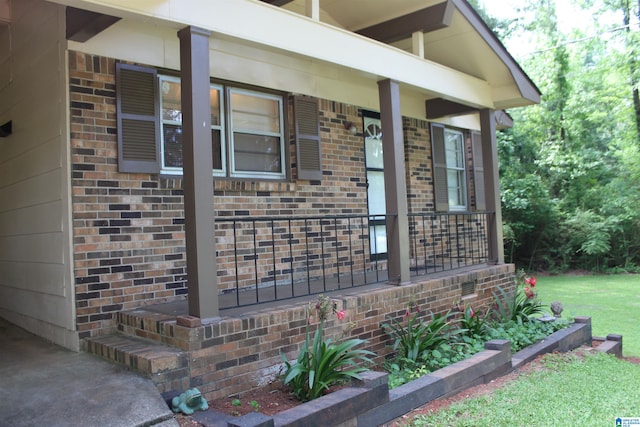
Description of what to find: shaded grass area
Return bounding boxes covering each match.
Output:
[408,352,640,427]
[535,274,640,357]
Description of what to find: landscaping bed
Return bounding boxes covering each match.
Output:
[174,316,619,427]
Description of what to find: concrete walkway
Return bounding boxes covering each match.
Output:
[0,319,178,427]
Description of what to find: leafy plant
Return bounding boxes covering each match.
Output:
[492,270,545,323]
[382,309,454,363]
[230,397,260,414]
[280,295,374,402]
[486,317,569,353]
[455,303,490,340]
[386,360,430,389]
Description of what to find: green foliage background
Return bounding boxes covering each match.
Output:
[472,0,640,272]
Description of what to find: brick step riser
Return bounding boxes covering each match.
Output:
[85,335,191,394]
[115,311,200,351]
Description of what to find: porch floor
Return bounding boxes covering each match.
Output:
[143,264,488,320]
[216,268,390,311]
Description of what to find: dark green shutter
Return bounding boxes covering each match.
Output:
[430,122,448,212]
[471,130,486,211]
[294,96,322,181]
[116,63,160,173]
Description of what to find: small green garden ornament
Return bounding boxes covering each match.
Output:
[171,388,209,415]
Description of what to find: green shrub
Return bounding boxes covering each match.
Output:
[384,308,570,389]
[486,317,570,352]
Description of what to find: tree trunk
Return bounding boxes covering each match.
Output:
[623,0,640,142]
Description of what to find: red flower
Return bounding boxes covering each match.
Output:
[404,309,410,318]
[469,307,475,318]
[336,310,346,320]
[525,277,537,287]
[524,287,534,299]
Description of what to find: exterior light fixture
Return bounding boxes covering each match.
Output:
[343,121,357,135]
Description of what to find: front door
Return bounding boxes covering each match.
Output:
[364,115,387,259]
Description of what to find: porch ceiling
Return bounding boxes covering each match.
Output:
[47,0,539,111]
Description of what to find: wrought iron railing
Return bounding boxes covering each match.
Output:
[408,212,492,276]
[216,212,492,309]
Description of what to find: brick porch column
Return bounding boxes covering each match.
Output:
[178,26,218,317]
[378,79,410,284]
[479,109,504,264]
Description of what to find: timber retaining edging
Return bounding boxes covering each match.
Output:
[193,316,623,427]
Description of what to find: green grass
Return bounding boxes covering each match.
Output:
[535,274,640,357]
[408,352,640,427]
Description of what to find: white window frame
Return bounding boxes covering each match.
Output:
[158,76,285,180]
[228,87,286,180]
[444,128,467,211]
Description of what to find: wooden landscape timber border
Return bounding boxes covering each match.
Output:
[194,316,623,427]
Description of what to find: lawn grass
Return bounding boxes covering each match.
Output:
[535,274,640,357]
[408,352,640,427]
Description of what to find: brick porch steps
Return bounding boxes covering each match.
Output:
[86,334,190,393]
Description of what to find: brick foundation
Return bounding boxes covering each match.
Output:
[88,264,515,400]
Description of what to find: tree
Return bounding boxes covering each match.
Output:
[484,0,640,271]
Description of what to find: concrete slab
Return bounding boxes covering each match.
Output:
[0,318,178,427]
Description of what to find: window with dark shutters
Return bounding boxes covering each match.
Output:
[115,63,160,173]
[294,96,322,181]
[430,122,449,212]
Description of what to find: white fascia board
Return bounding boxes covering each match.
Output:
[49,0,495,109]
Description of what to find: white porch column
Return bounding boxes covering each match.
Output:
[178,26,218,317]
[378,79,410,284]
[479,109,504,264]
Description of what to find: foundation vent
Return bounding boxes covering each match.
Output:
[461,281,476,297]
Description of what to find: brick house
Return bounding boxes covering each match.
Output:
[0,0,539,398]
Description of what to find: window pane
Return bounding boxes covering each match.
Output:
[445,131,464,168]
[163,124,183,167]
[212,129,222,171]
[367,171,386,215]
[165,127,223,171]
[447,170,466,207]
[161,80,182,122]
[370,224,387,255]
[231,92,280,133]
[210,88,221,126]
[444,129,466,209]
[233,132,282,173]
[365,138,384,169]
